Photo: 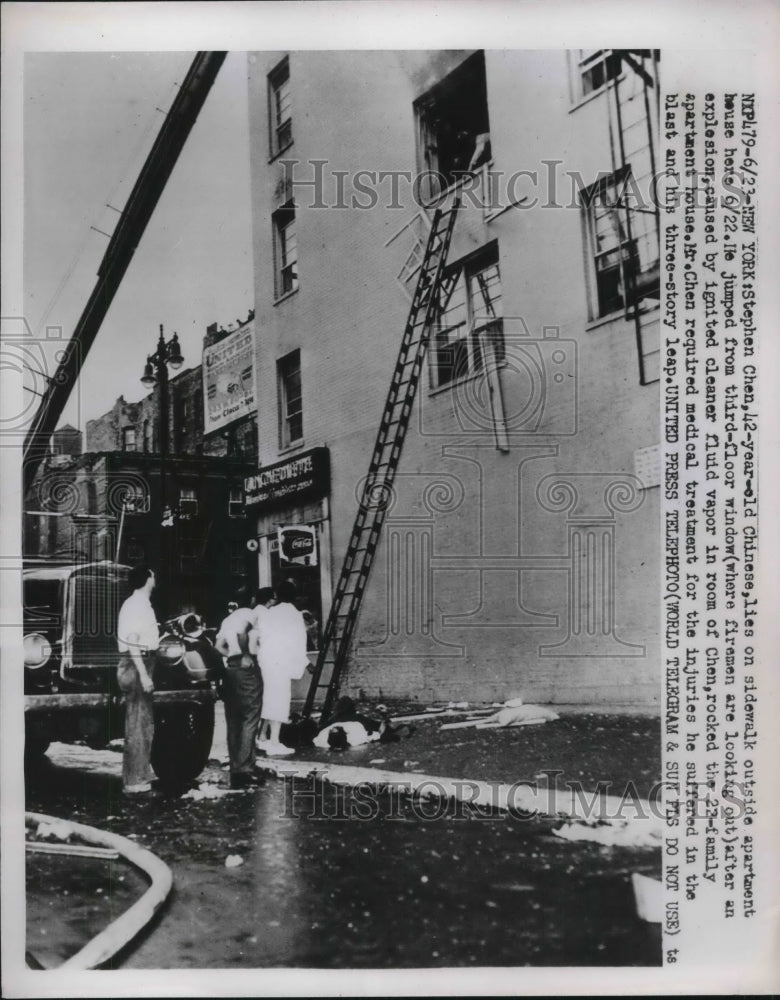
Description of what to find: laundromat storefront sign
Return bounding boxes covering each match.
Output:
[244,448,330,511]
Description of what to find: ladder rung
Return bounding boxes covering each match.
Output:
[304,198,461,718]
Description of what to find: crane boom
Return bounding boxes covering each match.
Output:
[23,51,227,494]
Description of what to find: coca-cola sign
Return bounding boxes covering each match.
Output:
[278,525,317,566]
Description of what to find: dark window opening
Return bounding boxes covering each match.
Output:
[415,51,491,200]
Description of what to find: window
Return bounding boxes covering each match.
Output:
[582,167,659,319]
[122,427,136,452]
[431,245,504,389]
[178,486,198,519]
[278,349,303,448]
[229,538,246,576]
[127,538,145,563]
[268,57,292,158]
[573,49,621,101]
[179,539,199,574]
[122,485,149,514]
[175,397,189,452]
[228,485,244,518]
[273,202,298,298]
[414,51,491,202]
[143,419,153,453]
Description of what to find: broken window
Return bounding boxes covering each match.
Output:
[431,244,504,389]
[415,51,491,201]
[268,57,292,158]
[273,201,298,298]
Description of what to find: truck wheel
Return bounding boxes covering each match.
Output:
[151,700,215,792]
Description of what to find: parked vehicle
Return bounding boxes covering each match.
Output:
[23,560,218,790]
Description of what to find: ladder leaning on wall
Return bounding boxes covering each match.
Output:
[302,195,462,720]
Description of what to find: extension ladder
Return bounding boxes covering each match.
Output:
[303,196,461,719]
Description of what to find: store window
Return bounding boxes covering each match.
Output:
[414,51,491,201]
[431,244,504,389]
[278,349,303,448]
[273,202,298,298]
[268,57,292,158]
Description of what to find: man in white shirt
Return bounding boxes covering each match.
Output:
[215,591,265,788]
[117,566,159,795]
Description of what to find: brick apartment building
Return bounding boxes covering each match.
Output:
[244,49,661,705]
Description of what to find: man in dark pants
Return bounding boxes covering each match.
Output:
[215,592,264,789]
[116,565,159,795]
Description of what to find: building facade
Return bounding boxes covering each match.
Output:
[245,49,661,706]
[85,312,258,462]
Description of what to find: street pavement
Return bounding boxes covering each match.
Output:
[24,702,662,969]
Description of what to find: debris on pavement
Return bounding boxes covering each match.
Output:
[631,873,663,922]
[391,707,495,723]
[36,820,73,841]
[440,704,559,730]
[182,784,237,801]
[552,819,661,849]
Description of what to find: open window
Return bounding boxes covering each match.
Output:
[431,243,504,389]
[414,51,491,201]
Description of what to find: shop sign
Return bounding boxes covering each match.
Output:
[277,525,317,567]
[244,447,330,511]
[203,323,256,433]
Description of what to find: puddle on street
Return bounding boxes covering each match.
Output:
[115,779,661,969]
[25,758,661,969]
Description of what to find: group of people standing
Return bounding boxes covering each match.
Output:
[214,581,310,788]
[116,566,310,795]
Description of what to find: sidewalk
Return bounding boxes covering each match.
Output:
[214,701,661,801]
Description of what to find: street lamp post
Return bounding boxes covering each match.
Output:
[140,324,184,617]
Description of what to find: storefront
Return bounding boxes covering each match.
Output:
[245,447,331,653]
